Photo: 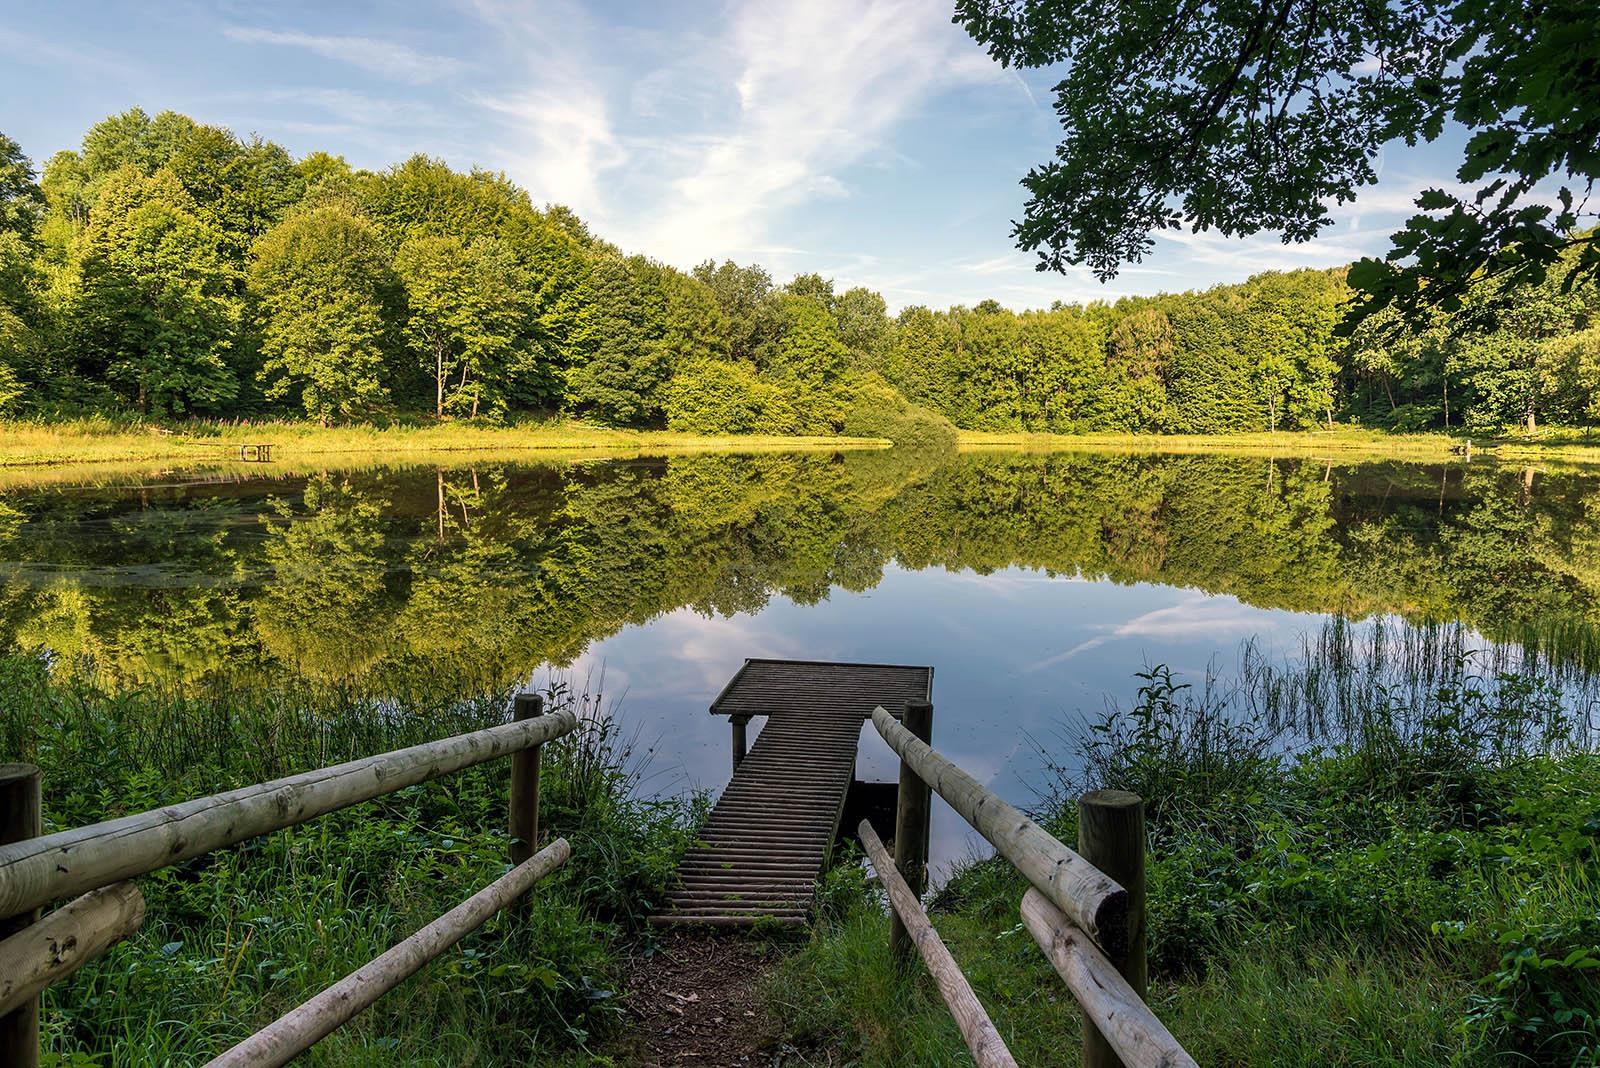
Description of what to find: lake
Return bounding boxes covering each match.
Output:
[2,447,1592,876]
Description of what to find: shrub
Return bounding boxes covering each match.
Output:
[840,375,957,450]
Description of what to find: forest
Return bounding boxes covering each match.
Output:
[1,108,1598,438]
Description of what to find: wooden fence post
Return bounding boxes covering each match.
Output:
[890,701,933,962]
[509,694,545,866]
[1,764,42,1068]
[1077,789,1146,1068]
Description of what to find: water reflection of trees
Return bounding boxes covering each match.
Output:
[3,450,1599,690]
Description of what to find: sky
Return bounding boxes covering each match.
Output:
[0,0,1469,311]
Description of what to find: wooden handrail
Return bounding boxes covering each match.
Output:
[870,707,1129,955]
[1021,890,1196,1068]
[0,883,146,1016]
[206,838,572,1068]
[858,821,1017,1068]
[0,711,578,918]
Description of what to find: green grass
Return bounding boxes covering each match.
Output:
[0,658,706,1066]
[767,620,1600,1066]
[0,413,887,469]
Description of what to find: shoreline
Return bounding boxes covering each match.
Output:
[7,419,1600,473]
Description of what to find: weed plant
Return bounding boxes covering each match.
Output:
[770,619,1600,1066]
[0,655,704,1066]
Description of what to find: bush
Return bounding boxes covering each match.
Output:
[663,357,765,434]
[840,376,957,450]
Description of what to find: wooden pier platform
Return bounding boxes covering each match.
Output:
[655,659,932,927]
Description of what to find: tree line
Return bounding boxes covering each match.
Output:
[0,108,1596,436]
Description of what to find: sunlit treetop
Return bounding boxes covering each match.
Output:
[955,0,1600,323]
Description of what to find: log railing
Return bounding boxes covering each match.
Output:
[0,695,576,1068]
[870,706,1197,1068]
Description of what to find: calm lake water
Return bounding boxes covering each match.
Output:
[3,447,1593,875]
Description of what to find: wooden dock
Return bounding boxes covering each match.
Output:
[655,659,933,927]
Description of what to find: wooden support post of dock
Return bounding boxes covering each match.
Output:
[890,700,933,963]
[0,764,42,1068]
[509,694,545,867]
[1077,789,1146,1068]
[730,715,749,771]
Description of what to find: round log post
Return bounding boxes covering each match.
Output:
[1,763,42,1068]
[206,838,571,1068]
[1078,789,1146,1068]
[870,708,1128,956]
[860,821,1017,1068]
[509,693,545,867]
[0,713,579,920]
[0,882,146,1017]
[730,715,749,771]
[890,700,933,962]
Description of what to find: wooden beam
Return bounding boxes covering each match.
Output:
[0,882,146,1016]
[0,764,41,1068]
[890,700,933,962]
[870,707,1128,956]
[508,693,545,866]
[859,821,1017,1068]
[0,713,577,919]
[1020,890,1196,1068]
[1078,790,1147,1068]
[205,838,572,1068]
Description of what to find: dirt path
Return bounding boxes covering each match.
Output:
[613,930,799,1066]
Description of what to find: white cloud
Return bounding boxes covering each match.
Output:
[474,0,1009,263]
[1023,594,1279,672]
[224,27,462,84]
[253,88,450,128]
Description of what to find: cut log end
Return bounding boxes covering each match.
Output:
[1087,886,1130,960]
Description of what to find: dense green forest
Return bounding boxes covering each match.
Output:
[1,109,1597,436]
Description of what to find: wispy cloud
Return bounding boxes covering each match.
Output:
[223,27,462,84]
[1022,594,1277,673]
[252,88,450,128]
[475,0,1010,264]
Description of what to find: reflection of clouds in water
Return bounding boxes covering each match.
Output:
[1022,592,1292,673]
[654,608,812,691]
[520,565,1339,877]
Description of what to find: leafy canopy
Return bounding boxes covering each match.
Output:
[955,0,1600,319]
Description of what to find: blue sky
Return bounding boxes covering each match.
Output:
[1,0,1468,311]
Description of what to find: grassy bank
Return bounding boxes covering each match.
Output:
[0,659,704,1066]
[957,427,1469,459]
[13,417,1600,474]
[0,416,886,469]
[959,426,1600,467]
[770,621,1600,1066]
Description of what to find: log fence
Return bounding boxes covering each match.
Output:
[0,697,576,1068]
[858,820,1017,1068]
[870,706,1198,1068]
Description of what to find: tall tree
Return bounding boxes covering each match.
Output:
[956,0,1600,320]
[692,260,785,365]
[0,133,45,241]
[250,204,398,424]
[394,233,528,418]
[835,286,892,371]
[565,254,672,425]
[72,167,240,414]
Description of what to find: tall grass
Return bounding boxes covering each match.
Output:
[770,618,1600,1066]
[0,655,704,1065]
